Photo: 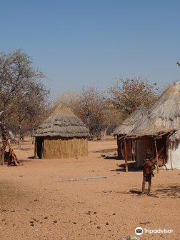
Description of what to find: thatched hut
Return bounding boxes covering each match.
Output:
[34,104,89,159]
[128,82,180,169]
[114,108,146,160]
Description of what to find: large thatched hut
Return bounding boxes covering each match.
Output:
[34,104,89,159]
[128,82,180,169]
[114,108,146,160]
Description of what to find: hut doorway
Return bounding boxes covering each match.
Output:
[155,137,167,166]
[136,138,154,168]
[36,137,44,159]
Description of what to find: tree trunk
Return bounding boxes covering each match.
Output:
[18,124,22,150]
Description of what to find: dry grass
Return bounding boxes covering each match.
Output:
[43,137,88,158]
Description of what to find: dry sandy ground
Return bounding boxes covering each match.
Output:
[0,138,180,240]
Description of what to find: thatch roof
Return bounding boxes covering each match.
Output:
[34,104,89,138]
[128,82,180,139]
[113,108,146,136]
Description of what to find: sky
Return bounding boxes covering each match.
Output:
[0,0,180,99]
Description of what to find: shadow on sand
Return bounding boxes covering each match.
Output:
[154,185,180,198]
[111,161,142,172]
[129,189,142,195]
[27,156,35,159]
[100,155,120,160]
[92,148,117,154]
[17,157,35,164]
[128,185,180,198]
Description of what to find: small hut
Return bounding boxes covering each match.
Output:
[34,104,89,159]
[128,82,180,169]
[114,108,146,160]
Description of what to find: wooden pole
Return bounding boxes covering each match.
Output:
[34,138,37,159]
[42,138,44,159]
[132,140,136,161]
[154,139,159,173]
[124,138,128,172]
[134,140,137,161]
[0,113,9,165]
[170,142,173,170]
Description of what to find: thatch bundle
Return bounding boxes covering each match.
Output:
[34,104,89,138]
[129,82,180,139]
[43,137,88,159]
[113,107,146,136]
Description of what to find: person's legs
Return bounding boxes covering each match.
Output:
[142,175,146,194]
[147,178,152,196]
[10,149,19,166]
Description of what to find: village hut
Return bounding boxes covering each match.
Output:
[114,108,146,160]
[128,82,180,170]
[34,104,89,159]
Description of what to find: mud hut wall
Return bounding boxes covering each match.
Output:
[136,138,154,168]
[43,137,88,159]
[166,140,180,169]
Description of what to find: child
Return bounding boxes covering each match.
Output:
[142,149,156,195]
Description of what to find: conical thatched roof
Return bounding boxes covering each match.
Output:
[34,104,89,138]
[128,82,180,138]
[114,108,146,136]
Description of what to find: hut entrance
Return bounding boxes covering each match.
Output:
[155,137,167,166]
[36,137,44,159]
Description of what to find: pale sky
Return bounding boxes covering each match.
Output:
[0,0,180,98]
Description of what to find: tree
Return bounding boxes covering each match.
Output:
[53,88,107,138]
[101,102,124,134]
[177,62,180,66]
[54,79,158,138]
[108,77,158,115]
[0,49,49,142]
[78,86,106,138]
[52,91,80,114]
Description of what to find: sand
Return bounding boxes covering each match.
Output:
[0,138,180,240]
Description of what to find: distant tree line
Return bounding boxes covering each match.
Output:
[54,78,158,139]
[0,49,159,140]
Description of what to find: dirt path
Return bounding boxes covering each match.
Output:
[0,139,179,240]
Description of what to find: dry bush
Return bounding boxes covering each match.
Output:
[108,77,158,115]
